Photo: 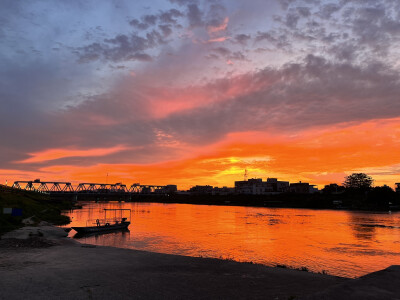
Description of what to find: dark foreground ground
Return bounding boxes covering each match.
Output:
[0,227,399,300]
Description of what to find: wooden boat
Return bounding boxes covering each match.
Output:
[73,228,129,239]
[72,208,131,234]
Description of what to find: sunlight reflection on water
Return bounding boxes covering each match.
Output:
[63,202,400,278]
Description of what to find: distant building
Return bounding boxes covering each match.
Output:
[235,178,289,195]
[290,182,309,193]
[309,185,320,194]
[235,179,264,194]
[290,181,319,194]
[176,190,190,195]
[189,185,213,195]
[141,186,151,194]
[164,185,177,194]
[266,178,290,193]
[212,186,235,195]
[155,185,178,194]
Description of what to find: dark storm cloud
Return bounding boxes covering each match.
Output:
[204,53,219,60]
[296,7,311,17]
[0,59,97,167]
[255,31,275,43]
[143,14,158,26]
[156,54,400,143]
[285,11,300,28]
[229,51,247,61]
[250,0,400,64]
[212,47,230,56]
[234,34,251,45]
[318,3,341,19]
[129,8,183,29]
[187,4,204,27]
[4,56,400,168]
[3,0,400,173]
[345,5,400,54]
[169,0,197,6]
[0,70,167,169]
[328,42,358,61]
[255,30,290,49]
[129,19,152,30]
[77,32,164,63]
[210,47,247,62]
[158,24,173,37]
[159,9,184,24]
[79,6,187,63]
[24,52,398,155]
[277,0,297,10]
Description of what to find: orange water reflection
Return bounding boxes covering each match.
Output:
[63,202,400,278]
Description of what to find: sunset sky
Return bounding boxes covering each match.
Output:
[1,0,400,189]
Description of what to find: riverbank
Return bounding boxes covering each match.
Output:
[1,226,399,299]
[0,226,343,300]
[0,186,73,234]
[67,192,399,212]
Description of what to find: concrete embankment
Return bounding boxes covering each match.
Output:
[0,226,398,299]
[302,265,400,300]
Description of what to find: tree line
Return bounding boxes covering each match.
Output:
[322,173,399,210]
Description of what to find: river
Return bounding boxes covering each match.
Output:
[63,202,400,278]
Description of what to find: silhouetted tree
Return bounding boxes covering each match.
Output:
[322,183,345,194]
[343,173,373,190]
[367,185,396,209]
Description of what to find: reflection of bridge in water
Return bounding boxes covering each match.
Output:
[12,180,176,196]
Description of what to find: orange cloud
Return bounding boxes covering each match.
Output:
[3,118,400,190]
[17,145,128,163]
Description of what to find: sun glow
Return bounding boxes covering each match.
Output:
[3,118,400,189]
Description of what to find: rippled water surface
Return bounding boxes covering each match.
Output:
[63,202,400,278]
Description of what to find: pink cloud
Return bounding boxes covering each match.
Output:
[141,72,276,118]
[206,36,230,43]
[207,17,229,35]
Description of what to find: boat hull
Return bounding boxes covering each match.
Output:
[72,222,130,234]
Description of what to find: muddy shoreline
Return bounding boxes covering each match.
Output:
[0,226,398,299]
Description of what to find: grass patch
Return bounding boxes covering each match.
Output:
[0,186,72,235]
[276,264,288,268]
[275,264,315,273]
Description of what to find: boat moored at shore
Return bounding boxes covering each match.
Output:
[71,209,131,234]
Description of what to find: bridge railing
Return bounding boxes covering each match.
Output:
[11,181,173,195]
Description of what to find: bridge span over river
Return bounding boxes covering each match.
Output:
[11,180,177,196]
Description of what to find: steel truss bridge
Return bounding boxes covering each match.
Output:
[12,180,173,195]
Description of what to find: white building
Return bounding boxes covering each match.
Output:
[235,178,290,195]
